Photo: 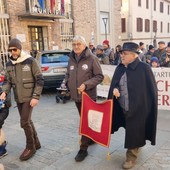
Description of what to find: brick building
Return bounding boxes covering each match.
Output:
[0,0,121,63]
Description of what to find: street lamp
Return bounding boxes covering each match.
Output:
[102,17,108,40]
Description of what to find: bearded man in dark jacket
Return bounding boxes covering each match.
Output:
[108,42,158,169]
[0,38,44,161]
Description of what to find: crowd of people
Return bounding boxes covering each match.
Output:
[89,40,170,68]
[0,35,163,170]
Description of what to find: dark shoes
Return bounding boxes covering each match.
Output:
[35,139,41,150]
[0,149,7,159]
[19,148,36,161]
[75,149,88,162]
[0,141,8,159]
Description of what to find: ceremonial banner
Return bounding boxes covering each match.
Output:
[80,92,113,147]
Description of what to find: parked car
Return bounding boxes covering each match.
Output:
[36,50,70,88]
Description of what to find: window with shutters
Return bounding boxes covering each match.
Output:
[138,0,141,7]
[160,2,164,13]
[146,0,149,9]
[153,20,157,32]
[145,19,150,32]
[154,0,156,11]
[137,18,143,32]
[160,21,163,33]
[121,18,126,32]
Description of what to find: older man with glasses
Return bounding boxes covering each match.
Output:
[64,35,104,162]
[108,42,158,169]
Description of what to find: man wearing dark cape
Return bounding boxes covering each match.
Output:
[108,42,158,169]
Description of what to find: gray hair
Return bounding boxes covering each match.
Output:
[73,35,87,46]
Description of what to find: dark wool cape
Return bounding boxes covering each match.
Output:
[108,58,158,149]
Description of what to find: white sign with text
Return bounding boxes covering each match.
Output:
[97,65,170,110]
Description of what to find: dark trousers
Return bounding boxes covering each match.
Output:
[17,102,38,149]
[0,107,9,129]
[75,102,91,151]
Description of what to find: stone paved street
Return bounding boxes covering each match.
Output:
[1,90,170,170]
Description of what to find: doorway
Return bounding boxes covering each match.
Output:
[28,26,45,57]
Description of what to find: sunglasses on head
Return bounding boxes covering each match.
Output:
[8,48,18,52]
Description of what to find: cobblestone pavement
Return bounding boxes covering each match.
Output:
[1,90,170,170]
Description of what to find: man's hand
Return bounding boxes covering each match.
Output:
[0,92,6,101]
[113,88,120,99]
[77,84,86,94]
[30,98,39,107]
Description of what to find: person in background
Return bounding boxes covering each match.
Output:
[88,42,96,54]
[139,42,147,54]
[152,41,166,60]
[0,38,44,161]
[138,42,147,61]
[143,45,155,64]
[64,35,104,162]
[113,45,121,65]
[159,43,170,67]
[0,60,11,159]
[95,45,110,64]
[108,42,158,169]
[102,40,114,64]
[150,57,160,68]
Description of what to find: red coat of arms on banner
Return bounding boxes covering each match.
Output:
[80,92,113,147]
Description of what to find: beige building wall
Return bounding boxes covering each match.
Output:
[121,0,170,47]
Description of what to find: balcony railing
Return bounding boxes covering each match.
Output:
[22,0,72,19]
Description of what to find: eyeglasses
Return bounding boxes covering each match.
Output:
[8,48,18,52]
[72,43,82,47]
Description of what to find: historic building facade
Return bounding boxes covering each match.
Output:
[121,0,170,48]
[0,0,73,60]
[0,0,121,63]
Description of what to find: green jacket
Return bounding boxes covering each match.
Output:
[2,51,44,103]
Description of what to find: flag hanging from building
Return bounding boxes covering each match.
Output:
[80,92,113,147]
[61,0,65,15]
[38,0,44,10]
[50,0,55,13]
